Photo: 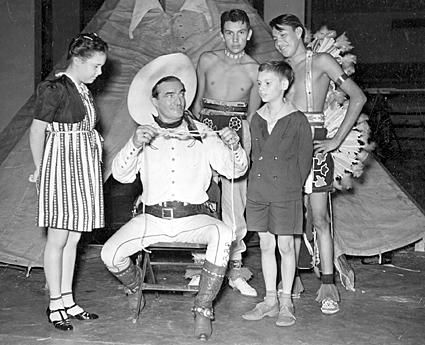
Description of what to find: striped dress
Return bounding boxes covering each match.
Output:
[37,75,104,232]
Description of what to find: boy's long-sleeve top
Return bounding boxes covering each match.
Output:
[112,120,248,205]
[248,110,313,202]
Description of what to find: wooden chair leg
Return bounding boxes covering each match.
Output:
[132,253,149,323]
[145,254,160,300]
[130,243,208,323]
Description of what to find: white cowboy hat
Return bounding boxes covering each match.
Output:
[127,53,197,125]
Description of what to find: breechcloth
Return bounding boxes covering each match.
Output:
[199,98,249,262]
[305,112,334,194]
[199,98,248,147]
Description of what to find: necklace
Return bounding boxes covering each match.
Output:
[224,48,245,60]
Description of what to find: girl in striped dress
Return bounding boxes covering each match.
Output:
[29,33,108,331]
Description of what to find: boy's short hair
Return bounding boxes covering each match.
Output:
[220,9,251,33]
[259,60,294,86]
[269,14,305,42]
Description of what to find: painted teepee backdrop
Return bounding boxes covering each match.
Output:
[0,0,423,273]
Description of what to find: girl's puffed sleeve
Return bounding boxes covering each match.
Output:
[34,81,63,123]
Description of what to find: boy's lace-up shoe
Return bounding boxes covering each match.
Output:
[276,304,296,327]
[242,299,279,320]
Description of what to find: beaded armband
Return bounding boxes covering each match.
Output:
[335,73,349,87]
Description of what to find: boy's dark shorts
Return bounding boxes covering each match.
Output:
[246,198,303,236]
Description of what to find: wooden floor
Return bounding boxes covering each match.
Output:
[0,244,424,345]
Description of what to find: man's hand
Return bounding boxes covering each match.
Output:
[313,138,340,154]
[133,125,158,148]
[219,127,240,151]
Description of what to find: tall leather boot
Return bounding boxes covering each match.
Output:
[110,261,142,312]
[192,260,227,341]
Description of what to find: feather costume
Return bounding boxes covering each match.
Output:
[307,27,373,189]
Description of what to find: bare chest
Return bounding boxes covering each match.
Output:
[204,64,253,102]
[286,64,330,112]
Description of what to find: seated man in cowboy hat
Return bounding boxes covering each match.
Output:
[101,53,248,341]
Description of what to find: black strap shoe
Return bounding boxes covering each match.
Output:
[46,307,73,331]
[65,303,99,320]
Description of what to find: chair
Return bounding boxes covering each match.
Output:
[132,242,207,322]
[131,180,220,323]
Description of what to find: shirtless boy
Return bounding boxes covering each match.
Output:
[269,14,367,314]
[191,9,262,297]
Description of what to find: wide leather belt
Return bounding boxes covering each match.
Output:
[139,201,210,220]
[203,102,248,113]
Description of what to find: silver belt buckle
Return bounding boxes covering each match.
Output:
[162,207,173,219]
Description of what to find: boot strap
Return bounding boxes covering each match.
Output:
[123,286,139,295]
[191,306,214,320]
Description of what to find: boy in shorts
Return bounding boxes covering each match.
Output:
[242,60,312,326]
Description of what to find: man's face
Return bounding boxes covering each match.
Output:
[151,80,186,123]
[221,21,252,54]
[272,25,302,58]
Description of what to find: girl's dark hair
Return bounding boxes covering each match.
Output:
[220,9,251,33]
[259,60,294,86]
[151,76,185,98]
[67,32,108,60]
[269,14,305,42]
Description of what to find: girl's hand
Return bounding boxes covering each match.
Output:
[29,169,39,183]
